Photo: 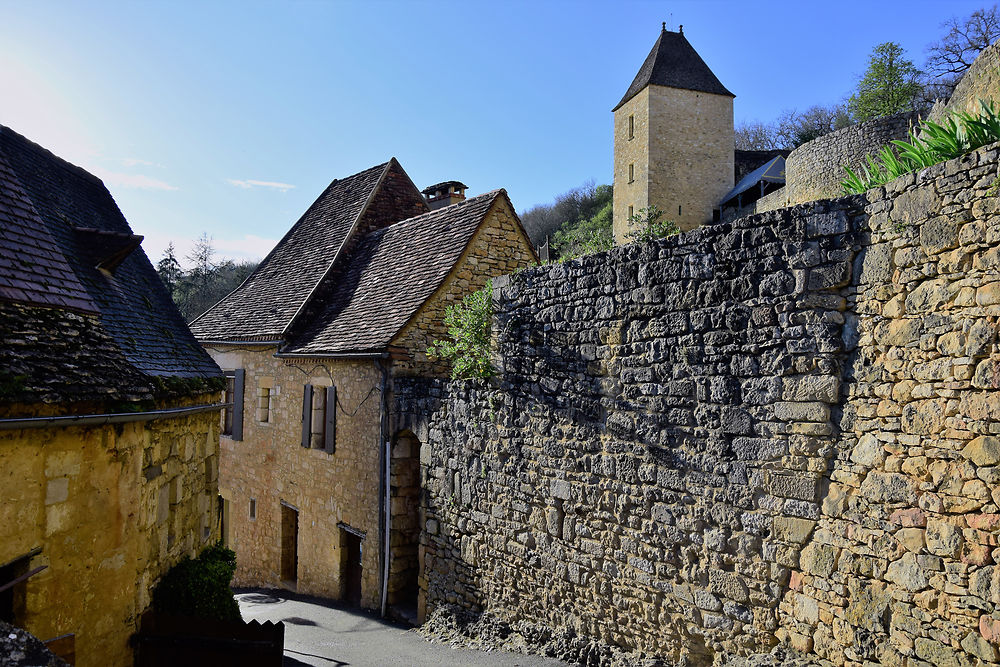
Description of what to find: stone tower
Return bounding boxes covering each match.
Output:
[613,25,734,241]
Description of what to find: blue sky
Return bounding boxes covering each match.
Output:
[0,0,991,266]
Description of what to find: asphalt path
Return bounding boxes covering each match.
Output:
[235,589,569,667]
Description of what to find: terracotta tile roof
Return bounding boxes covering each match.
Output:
[285,190,506,354]
[0,125,221,403]
[189,161,392,341]
[613,27,734,111]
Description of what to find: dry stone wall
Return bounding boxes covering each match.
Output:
[399,143,1000,665]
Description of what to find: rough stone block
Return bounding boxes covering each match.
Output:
[962,436,1000,466]
[773,516,816,543]
[774,401,830,423]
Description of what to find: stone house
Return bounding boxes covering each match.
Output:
[189,158,535,621]
[0,126,225,666]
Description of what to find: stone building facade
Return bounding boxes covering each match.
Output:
[613,26,734,239]
[0,126,224,667]
[190,159,535,620]
[396,140,1000,665]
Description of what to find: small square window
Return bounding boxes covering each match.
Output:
[258,387,272,423]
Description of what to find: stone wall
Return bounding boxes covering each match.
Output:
[401,142,1000,665]
[779,144,1000,666]
[209,348,385,606]
[0,398,221,667]
[930,41,1000,123]
[758,111,920,213]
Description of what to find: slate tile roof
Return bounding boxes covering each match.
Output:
[285,190,507,354]
[614,27,734,111]
[0,125,221,404]
[189,162,392,341]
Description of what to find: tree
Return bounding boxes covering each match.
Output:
[775,105,853,148]
[926,5,1000,79]
[156,242,182,297]
[848,42,924,121]
[735,120,780,150]
[520,181,611,248]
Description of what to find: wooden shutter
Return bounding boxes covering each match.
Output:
[301,384,313,448]
[232,369,245,441]
[323,386,337,454]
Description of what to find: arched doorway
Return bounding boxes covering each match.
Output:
[387,429,421,623]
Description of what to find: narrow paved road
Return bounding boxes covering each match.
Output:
[236,589,568,667]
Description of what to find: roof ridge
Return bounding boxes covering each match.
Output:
[362,188,505,243]
[278,158,397,339]
[0,125,105,187]
[189,160,391,331]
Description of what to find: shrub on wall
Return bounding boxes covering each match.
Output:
[428,281,494,380]
[152,543,241,621]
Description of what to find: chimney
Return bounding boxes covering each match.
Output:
[421,181,468,211]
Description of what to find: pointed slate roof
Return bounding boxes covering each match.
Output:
[285,190,511,355]
[613,26,733,111]
[189,159,425,341]
[0,125,221,403]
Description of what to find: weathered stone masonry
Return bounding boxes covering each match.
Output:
[398,142,1000,665]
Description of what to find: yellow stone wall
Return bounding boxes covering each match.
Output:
[391,197,537,377]
[210,350,385,606]
[613,85,733,241]
[0,397,221,667]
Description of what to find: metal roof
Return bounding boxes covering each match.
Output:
[719,156,786,206]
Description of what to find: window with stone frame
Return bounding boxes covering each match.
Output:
[628,114,634,140]
[301,383,337,454]
[257,386,272,423]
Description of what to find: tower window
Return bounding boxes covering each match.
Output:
[678,205,682,216]
[628,163,634,184]
[628,205,634,219]
[249,498,257,520]
[628,115,634,140]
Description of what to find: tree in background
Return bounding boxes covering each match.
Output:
[551,192,613,260]
[735,120,780,150]
[775,105,853,147]
[156,242,183,298]
[156,235,259,322]
[848,42,924,121]
[925,4,1000,99]
[520,181,611,248]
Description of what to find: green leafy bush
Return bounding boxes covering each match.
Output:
[842,99,1000,194]
[626,205,679,244]
[152,542,241,621]
[428,281,494,380]
[552,199,614,261]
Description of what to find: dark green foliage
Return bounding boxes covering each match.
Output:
[551,196,613,261]
[848,42,924,121]
[520,182,613,250]
[156,236,259,323]
[428,282,494,380]
[843,99,1000,194]
[152,543,241,621]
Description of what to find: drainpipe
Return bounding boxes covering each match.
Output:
[375,359,391,617]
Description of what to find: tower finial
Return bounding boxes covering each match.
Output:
[662,21,666,31]
[679,24,683,34]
